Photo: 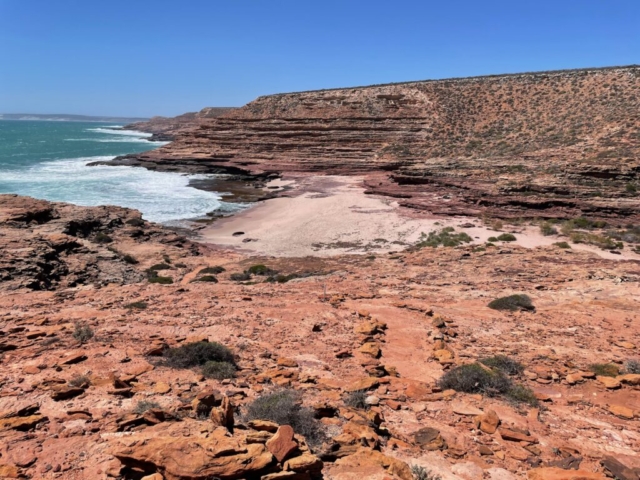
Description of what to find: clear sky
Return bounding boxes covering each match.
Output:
[0,0,638,117]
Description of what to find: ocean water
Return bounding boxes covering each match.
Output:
[0,120,225,223]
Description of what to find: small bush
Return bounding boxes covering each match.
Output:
[192,275,218,283]
[122,254,138,264]
[148,275,173,284]
[199,266,225,275]
[95,232,113,244]
[230,272,251,282]
[248,264,276,275]
[625,359,640,374]
[163,341,235,369]
[148,263,172,271]
[344,390,369,410]
[202,361,236,380]
[505,384,539,407]
[68,374,90,388]
[570,232,622,250]
[540,222,558,236]
[480,355,524,375]
[554,241,571,249]
[625,183,637,194]
[496,233,517,242]
[245,389,325,447]
[488,294,534,312]
[72,322,94,344]
[125,301,147,310]
[487,236,498,242]
[438,363,513,396]
[415,227,473,248]
[134,400,161,414]
[411,465,441,480]
[589,363,619,377]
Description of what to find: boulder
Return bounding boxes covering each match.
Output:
[266,425,299,463]
[475,409,500,434]
[413,427,446,450]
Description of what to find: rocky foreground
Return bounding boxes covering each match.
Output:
[118,65,640,224]
[1,195,639,479]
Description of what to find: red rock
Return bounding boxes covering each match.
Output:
[475,409,500,434]
[527,467,605,480]
[499,428,537,443]
[266,425,298,463]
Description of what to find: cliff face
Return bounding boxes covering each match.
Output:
[122,66,640,221]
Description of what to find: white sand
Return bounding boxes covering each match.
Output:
[199,175,640,260]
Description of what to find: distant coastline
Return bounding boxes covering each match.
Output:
[0,113,149,123]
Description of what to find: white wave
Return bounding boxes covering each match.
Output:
[0,156,223,223]
[87,127,153,137]
[65,137,169,145]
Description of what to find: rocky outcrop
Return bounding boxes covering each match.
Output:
[120,66,640,222]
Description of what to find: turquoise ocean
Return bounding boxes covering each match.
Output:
[0,120,224,223]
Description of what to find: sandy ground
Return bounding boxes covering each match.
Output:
[199,175,640,260]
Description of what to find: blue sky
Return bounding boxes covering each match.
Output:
[0,0,638,117]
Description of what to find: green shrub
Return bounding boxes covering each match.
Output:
[496,233,517,242]
[554,241,571,249]
[589,363,619,377]
[344,390,369,410]
[245,389,325,447]
[480,355,524,375]
[438,363,513,396]
[415,227,473,248]
[95,232,113,244]
[626,183,637,194]
[540,222,558,236]
[163,341,235,369]
[411,465,441,480]
[505,384,539,407]
[122,254,138,264]
[488,294,534,312]
[570,232,622,250]
[202,361,236,380]
[230,272,251,281]
[248,264,276,275]
[72,322,94,344]
[192,275,218,283]
[148,275,173,284]
[134,400,161,414]
[125,301,147,310]
[148,263,172,271]
[199,266,226,275]
[487,236,499,242]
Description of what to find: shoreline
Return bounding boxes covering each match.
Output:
[197,174,640,260]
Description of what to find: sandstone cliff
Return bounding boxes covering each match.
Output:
[117,65,640,222]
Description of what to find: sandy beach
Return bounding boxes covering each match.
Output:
[199,175,640,260]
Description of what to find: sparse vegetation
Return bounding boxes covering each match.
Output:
[411,465,441,480]
[122,254,138,264]
[540,222,558,236]
[163,341,235,369]
[488,294,534,312]
[480,355,524,375]
[496,233,517,242]
[148,263,172,271]
[126,218,145,227]
[569,231,622,250]
[199,266,226,275]
[248,264,277,275]
[625,359,640,374]
[245,389,325,447]
[438,363,513,397]
[230,272,251,282]
[344,390,369,410]
[554,241,571,249]
[72,322,94,344]
[589,363,619,377]
[192,275,218,283]
[505,384,539,407]
[68,374,90,388]
[148,275,173,284]
[134,400,161,414]
[202,360,236,380]
[415,227,472,248]
[125,301,148,310]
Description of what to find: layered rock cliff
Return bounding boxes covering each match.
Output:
[115,66,640,221]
